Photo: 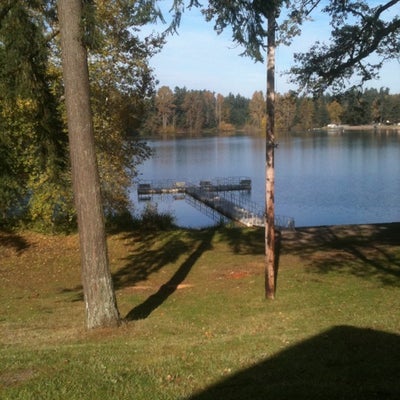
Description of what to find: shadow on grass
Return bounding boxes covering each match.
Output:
[274,230,282,291]
[187,325,400,400]
[281,223,400,287]
[124,228,215,320]
[113,229,192,290]
[217,226,264,255]
[0,230,30,254]
[59,227,216,303]
[218,226,282,296]
[64,224,280,305]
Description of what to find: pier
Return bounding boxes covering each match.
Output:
[138,177,251,195]
[137,177,295,230]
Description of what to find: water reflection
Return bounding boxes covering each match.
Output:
[133,131,400,228]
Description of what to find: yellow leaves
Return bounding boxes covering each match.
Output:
[1,96,38,144]
[15,98,36,112]
[327,100,344,125]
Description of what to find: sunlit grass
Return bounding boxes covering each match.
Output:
[1,224,399,399]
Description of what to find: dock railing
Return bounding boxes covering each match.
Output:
[137,177,251,195]
[136,177,295,230]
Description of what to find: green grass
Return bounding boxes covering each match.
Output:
[1,224,399,399]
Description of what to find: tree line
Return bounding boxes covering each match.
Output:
[142,86,400,135]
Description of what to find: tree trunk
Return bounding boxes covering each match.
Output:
[265,11,276,300]
[58,0,120,328]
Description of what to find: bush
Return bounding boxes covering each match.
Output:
[139,203,175,230]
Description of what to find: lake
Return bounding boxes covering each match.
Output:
[131,130,400,228]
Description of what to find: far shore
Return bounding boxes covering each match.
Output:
[324,124,400,131]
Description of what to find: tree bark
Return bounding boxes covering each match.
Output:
[58,0,120,328]
[265,11,276,300]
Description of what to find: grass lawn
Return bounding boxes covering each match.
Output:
[0,223,399,399]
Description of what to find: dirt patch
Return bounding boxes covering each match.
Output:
[228,271,252,279]
[172,283,194,289]
[123,283,194,292]
[0,369,36,387]
[216,270,256,280]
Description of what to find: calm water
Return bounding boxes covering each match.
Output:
[132,131,400,228]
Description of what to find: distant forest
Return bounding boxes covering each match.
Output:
[140,86,400,136]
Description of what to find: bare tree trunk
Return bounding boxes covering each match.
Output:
[58,0,120,328]
[265,11,276,300]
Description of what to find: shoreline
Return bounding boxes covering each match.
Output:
[281,221,400,245]
[325,124,400,131]
[294,221,400,230]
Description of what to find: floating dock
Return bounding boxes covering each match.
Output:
[137,177,294,230]
[138,177,251,195]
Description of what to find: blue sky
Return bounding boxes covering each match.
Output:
[142,3,400,98]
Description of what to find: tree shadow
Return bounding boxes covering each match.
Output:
[187,325,400,399]
[124,228,215,320]
[113,229,193,290]
[0,230,30,254]
[217,226,264,255]
[274,229,282,291]
[281,223,400,287]
[217,226,283,297]
[58,228,215,303]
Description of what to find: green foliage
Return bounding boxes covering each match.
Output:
[105,203,176,233]
[144,87,254,135]
[155,85,176,132]
[182,90,218,133]
[142,85,400,134]
[224,93,250,127]
[0,2,72,230]
[203,0,282,62]
[0,0,163,231]
[86,0,163,216]
[249,91,265,128]
[290,0,400,93]
[139,202,176,230]
[276,92,296,131]
[169,86,188,130]
[169,1,398,97]
[177,0,399,95]
[0,86,70,232]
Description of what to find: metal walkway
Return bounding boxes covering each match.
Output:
[138,177,251,195]
[137,177,295,230]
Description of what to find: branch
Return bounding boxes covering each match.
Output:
[290,0,400,93]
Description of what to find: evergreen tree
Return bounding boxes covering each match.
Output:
[313,97,330,127]
[0,1,70,229]
[340,89,370,125]
[291,0,400,93]
[224,93,250,127]
[173,86,188,130]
